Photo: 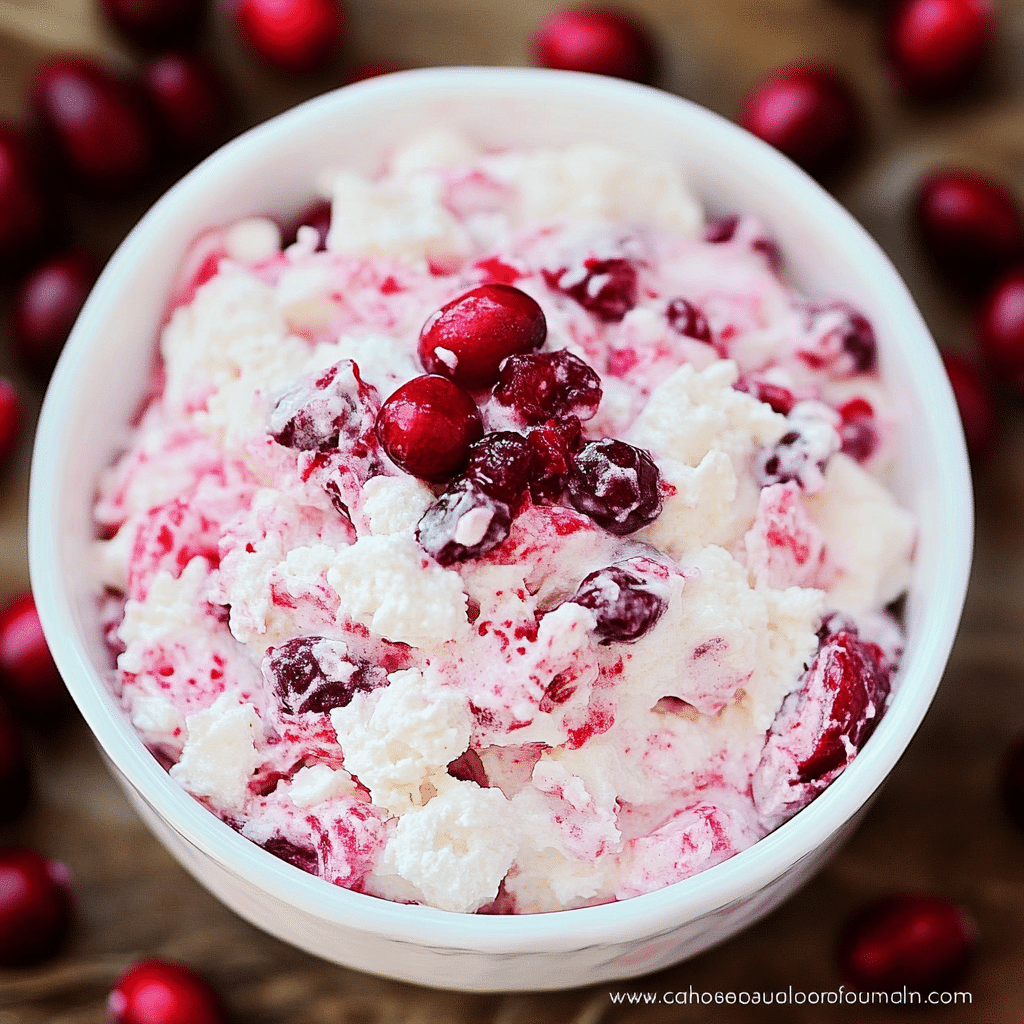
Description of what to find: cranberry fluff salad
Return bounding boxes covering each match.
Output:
[93,131,916,915]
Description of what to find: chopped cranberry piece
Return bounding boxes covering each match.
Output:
[0,848,74,967]
[419,283,547,390]
[885,0,994,101]
[284,197,331,250]
[739,62,864,180]
[756,416,837,490]
[804,302,878,374]
[941,351,999,461]
[0,592,70,724]
[735,375,797,415]
[464,431,533,504]
[1001,734,1024,830]
[572,564,666,643]
[493,349,602,425]
[447,747,488,787]
[260,835,318,873]
[416,478,512,566]
[533,7,658,83]
[376,374,483,482]
[837,894,976,993]
[235,0,344,73]
[705,215,739,243]
[0,378,23,470]
[142,52,232,159]
[263,636,384,715]
[100,0,207,49]
[978,267,1024,392]
[527,415,582,502]
[838,397,880,462]
[665,297,712,343]
[0,709,32,824]
[108,958,228,1024]
[544,256,638,323]
[0,125,48,275]
[566,438,662,535]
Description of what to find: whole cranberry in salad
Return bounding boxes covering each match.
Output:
[566,438,662,535]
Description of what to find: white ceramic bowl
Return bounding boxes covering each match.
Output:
[29,67,972,992]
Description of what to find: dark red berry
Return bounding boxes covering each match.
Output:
[235,0,344,73]
[1002,734,1024,830]
[942,352,998,462]
[704,215,739,243]
[416,478,512,566]
[533,7,658,83]
[284,197,331,249]
[0,848,74,967]
[101,0,207,49]
[803,302,877,374]
[376,375,483,482]
[739,62,864,181]
[978,267,1024,391]
[0,125,48,275]
[544,256,637,323]
[0,710,32,824]
[838,398,880,463]
[0,379,23,470]
[756,422,837,488]
[566,438,662,535]
[419,284,547,391]
[447,747,488,787]
[572,564,666,643]
[837,894,976,993]
[666,297,712,343]
[260,835,318,873]
[263,636,384,715]
[464,431,533,504]
[12,250,100,377]
[526,415,582,503]
[886,0,994,101]
[342,61,414,84]
[108,958,228,1024]
[735,374,796,415]
[916,169,1023,291]
[0,592,69,724]
[142,52,231,158]
[493,349,602,425]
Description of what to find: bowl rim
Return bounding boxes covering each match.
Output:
[29,65,974,952]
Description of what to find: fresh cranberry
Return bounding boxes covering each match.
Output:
[0,710,32,824]
[1002,734,1024,830]
[572,564,666,643]
[942,352,998,461]
[0,379,23,470]
[416,478,512,566]
[235,0,344,73]
[666,297,712,343]
[837,894,976,993]
[527,416,582,502]
[492,350,602,426]
[342,61,413,84]
[0,592,69,724]
[838,398,880,463]
[376,375,483,482]
[566,438,662,535]
[419,284,547,391]
[100,0,208,49]
[283,197,331,249]
[533,7,658,83]
[544,257,637,323]
[31,55,157,194]
[738,62,864,181]
[464,431,533,504]
[12,250,100,377]
[0,848,74,967]
[736,375,796,415]
[885,0,994,101]
[108,959,228,1024]
[142,52,232,158]
[803,302,877,374]
[0,125,48,275]
[263,636,384,715]
[978,267,1024,391]
[915,169,1023,291]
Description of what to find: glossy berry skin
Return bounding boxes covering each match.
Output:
[108,959,228,1024]
[0,592,69,724]
[1002,734,1024,830]
[12,250,100,378]
[572,565,666,643]
[978,267,1024,392]
[739,62,864,181]
[100,0,208,49]
[567,438,662,535]
[0,709,32,824]
[534,7,658,84]
[376,375,483,482]
[419,284,547,391]
[942,352,998,462]
[142,52,231,158]
[263,636,384,714]
[545,257,637,323]
[837,894,977,993]
[0,125,48,275]
[493,350,602,425]
[31,56,156,193]
[0,848,74,967]
[916,169,1024,291]
[0,378,23,470]
[235,0,344,74]
[886,0,994,101]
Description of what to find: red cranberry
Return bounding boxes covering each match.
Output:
[837,893,976,993]
[284,197,331,249]
[942,352,998,461]
[704,215,739,243]
[100,0,207,49]
[0,709,32,824]
[886,0,994,101]
[527,415,582,503]
[0,592,69,724]
[838,398,880,463]
[108,959,228,1024]
[263,636,384,715]
[419,284,547,391]
[0,125,48,275]
[978,267,1024,391]
[0,379,23,470]
[464,431,533,504]
[447,747,488,787]
[12,250,100,378]
[142,52,232,158]
[735,375,796,415]
[31,55,156,193]
[416,478,512,566]
[533,7,658,83]
[566,438,662,535]
[1002,734,1024,830]
[376,375,483,482]
[235,0,344,74]
[0,848,74,967]
[572,564,666,643]
[493,349,602,426]
[916,169,1023,291]
[544,256,637,323]
[260,835,318,873]
[738,62,864,181]
[666,297,712,343]
[343,61,413,84]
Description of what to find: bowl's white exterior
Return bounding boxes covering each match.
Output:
[29,68,973,992]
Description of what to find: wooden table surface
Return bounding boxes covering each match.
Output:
[1,0,1023,1020]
